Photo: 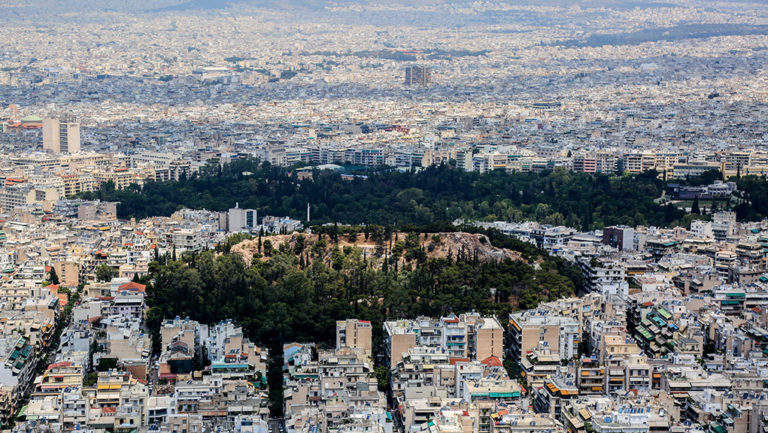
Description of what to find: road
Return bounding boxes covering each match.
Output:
[268,418,285,433]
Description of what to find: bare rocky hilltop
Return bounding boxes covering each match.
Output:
[231,231,524,265]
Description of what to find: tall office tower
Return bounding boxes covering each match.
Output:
[43,118,81,154]
[404,65,431,86]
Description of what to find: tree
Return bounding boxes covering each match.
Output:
[78,158,692,230]
[294,235,306,255]
[691,195,700,215]
[49,266,60,285]
[374,365,390,391]
[95,264,118,282]
[312,238,327,257]
[97,357,118,371]
[391,241,405,258]
[83,372,98,386]
[263,240,274,257]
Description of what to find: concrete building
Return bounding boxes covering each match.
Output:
[43,118,80,154]
[336,319,373,358]
[404,66,431,86]
[384,320,418,369]
[227,205,258,233]
[52,261,80,287]
[473,317,504,361]
[508,310,579,363]
[77,201,117,221]
[602,226,635,251]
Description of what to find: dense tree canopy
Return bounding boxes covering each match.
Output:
[80,159,689,230]
[734,175,768,221]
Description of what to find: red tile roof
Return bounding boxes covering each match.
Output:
[118,281,146,293]
[47,361,72,370]
[481,355,503,367]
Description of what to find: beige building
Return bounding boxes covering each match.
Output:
[384,321,418,368]
[475,317,504,361]
[508,311,579,363]
[78,201,117,221]
[93,168,139,190]
[43,118,80,154]
[600,331,641,360]
[168,413,204,433]
[59,173,96,196]
[336,319,373,358]
[53,261,80,287]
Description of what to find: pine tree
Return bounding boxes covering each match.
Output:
[382,254,389,273]
[691,196,701,215]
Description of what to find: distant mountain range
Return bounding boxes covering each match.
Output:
[147,0,690,12]
[146,0,768,12]
[149,0,334,12]
[0,0,762,22]
[5,0,754,15]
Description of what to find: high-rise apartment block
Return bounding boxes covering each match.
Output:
[404,65,431,85]
[43,118,80,154]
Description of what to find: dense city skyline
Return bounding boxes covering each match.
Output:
[1,1,768,433]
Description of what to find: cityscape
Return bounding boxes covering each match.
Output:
[0,0,768,433]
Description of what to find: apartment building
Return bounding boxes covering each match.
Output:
[508,310,579,363]
[336,319,373,358]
